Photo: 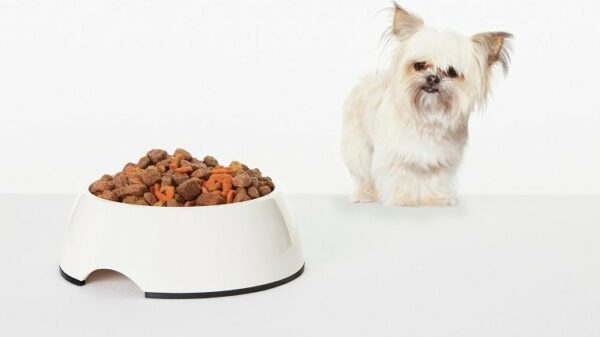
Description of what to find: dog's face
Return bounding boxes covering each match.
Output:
[390,5,512,125]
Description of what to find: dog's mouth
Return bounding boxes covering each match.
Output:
[421,86,439,93]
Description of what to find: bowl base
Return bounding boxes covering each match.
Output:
[59,264,305,299]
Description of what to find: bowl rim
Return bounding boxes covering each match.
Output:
[84,185,278,209]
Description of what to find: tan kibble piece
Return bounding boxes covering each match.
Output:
[229,161,242,172]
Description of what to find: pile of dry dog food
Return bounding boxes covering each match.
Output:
[89,149,274,207]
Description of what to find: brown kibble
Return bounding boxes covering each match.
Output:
[232,172,251,188]
[122,162,136,171]
[171,172,189,186]
[123,165,141,176]
[137,156,151,169]
[98,190,119,202]
[113,174,128,188]
[180,159,195,168]
[191,165,211,179]
[196,192,225,206]
[263,176,275,189]
[90,151,273,206]
[161,174,173,187]
[114,184,148,198]
[247,186,260,199]
[127,174,144,185]
[174,194,185,204]
[135,198,148,206]
[203,155,218,167]
[147,149,168,164]
[176,178,202,201]
[89,180,114,194]
[258,185,272,196]
[166,199,179,207]
[234,190,251,203]
[247,168,262,178]
[122,196,137,204]
[140,169,162,186]
[174,148,192,161]
[143,192,158,205]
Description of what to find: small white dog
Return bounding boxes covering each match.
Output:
[341,4,512,207]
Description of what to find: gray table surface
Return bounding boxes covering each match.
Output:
[1,194,599,337]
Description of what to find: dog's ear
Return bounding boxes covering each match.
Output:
[472,32,513,74]
[392,4,424,40]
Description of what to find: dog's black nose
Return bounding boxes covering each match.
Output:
[426,75,440,85]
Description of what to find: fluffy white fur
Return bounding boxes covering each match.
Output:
[341,4,512,207]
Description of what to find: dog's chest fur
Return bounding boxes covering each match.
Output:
[373,108,468,171]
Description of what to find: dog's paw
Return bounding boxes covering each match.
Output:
[421,194,452,207]
[384,195,420,207]
[350,189,377,203]
[384,194,452,207]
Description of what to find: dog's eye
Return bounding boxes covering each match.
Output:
[413,62,427,71]
[447,67,458,78]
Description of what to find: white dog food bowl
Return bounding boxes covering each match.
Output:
[59,186,304,298]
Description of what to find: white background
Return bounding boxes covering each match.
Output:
[1,0,599,195]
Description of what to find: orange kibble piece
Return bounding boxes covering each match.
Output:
[226,190,236,204]
[163,186,175,200]
[175,165,193,173]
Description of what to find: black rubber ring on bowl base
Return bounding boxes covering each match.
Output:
[59,266,86,286]
[145,263,305,299]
